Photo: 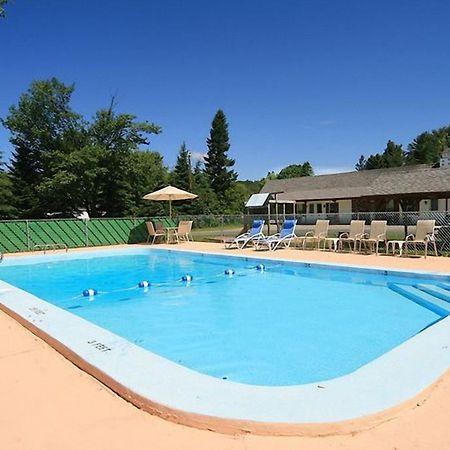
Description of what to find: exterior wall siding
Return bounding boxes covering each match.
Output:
[338,200,352,213]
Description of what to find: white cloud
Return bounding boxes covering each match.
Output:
[189,151,206,163]
[314,166,354,175]
[317,119,335,126]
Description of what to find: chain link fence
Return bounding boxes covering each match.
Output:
[1,211,449,254]
[175,211,450,253]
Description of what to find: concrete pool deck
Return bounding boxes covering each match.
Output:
[0,244,450,448]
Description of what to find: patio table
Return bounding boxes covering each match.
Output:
[323,237,339,252]
[164,227,178,244]
[387,240,405,256]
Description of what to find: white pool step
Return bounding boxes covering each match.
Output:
[388,284,450,317]
[416,284,450,303]
[438,283,450,292]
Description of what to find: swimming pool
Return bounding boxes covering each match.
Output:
[0,248,449,386]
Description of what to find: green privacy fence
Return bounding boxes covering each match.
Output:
[0,218,152,253]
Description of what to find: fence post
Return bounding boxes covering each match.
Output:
[26,220,30,251]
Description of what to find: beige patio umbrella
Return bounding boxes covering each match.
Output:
[142,185,197,218]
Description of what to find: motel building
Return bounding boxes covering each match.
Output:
[246,154,450,221]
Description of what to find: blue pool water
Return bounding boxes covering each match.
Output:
[0,249,448,386]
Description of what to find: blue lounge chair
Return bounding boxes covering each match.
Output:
[256,219,298,251]
[227,219,265,249]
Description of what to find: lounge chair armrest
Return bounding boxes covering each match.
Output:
[304,231,314,237]
[405,234,415,241]
[360,233,369,239]
[425,233,436,242]
[251,232,265,241]
[377,233,386,240]
[355,233,364,239]
[339,232,349,239]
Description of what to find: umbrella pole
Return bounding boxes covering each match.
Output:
[169,199,172,218]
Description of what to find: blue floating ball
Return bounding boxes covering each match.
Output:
[224,269,235,276]
[182,274,193,282]
[138,280,150,288]
[83,288,98,297]
[256,264,265,271]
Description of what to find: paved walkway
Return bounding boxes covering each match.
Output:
[1,243,450,449]
[158,241,450,272]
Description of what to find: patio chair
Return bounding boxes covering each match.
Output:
[338,220,366,252]
[146,221,165,244]
[404,219,438,258]
[296,219,329,250]
[359,220,387,255]
[226,219,265,249]
[175,220,193,242]
[256,219,298,251]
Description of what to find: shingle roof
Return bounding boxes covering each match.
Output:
[260,165,450,201]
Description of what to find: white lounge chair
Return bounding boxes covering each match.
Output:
[256,219,297,251]
[226,219,265,249]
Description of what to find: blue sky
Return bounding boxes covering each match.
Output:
[1,0,449,179]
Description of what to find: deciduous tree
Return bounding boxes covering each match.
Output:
[2,78,83,217]
[277,162,313,179]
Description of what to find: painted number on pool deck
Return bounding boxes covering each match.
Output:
[87,340,112,353]
[28,307,46,315]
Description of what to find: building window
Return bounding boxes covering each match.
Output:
[430,199,439,211]
[308,203,314,214]
[326,202,338,213]
[401,199,418,212]
[285,203,294,214]
[316,203,322,214]
[297,202,306,214]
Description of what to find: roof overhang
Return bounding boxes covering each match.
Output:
[245,193,271,208]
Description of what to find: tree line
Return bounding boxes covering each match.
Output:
[355,126,450,171]
[1,77,448,220]
[0,78,267,219]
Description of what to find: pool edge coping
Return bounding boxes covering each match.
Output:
[1,245,450,436]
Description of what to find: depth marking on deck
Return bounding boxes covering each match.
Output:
[28,307,46,315]
[87,339,113,352]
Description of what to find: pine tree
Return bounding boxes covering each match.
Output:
[0,0,9,18]
[0,152,16,218]
[364,153,384,170]
[406,127,449,165]
[204,110,237,195]
[383,140,404,167]
[301,162,314,176]
[355,155,367,171]
[355,140,405,171]
[172,142,192,191]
